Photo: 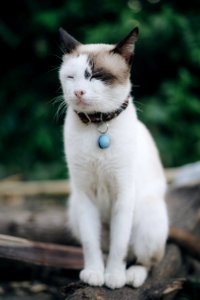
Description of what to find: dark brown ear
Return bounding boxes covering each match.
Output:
[59,27,81,53]
[112,27,139,65]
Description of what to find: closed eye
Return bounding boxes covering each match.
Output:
[67,75,74,79]
[91,71,115,83]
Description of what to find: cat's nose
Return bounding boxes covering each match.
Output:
[74,90,86,98]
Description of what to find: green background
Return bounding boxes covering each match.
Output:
[0,0,200,180]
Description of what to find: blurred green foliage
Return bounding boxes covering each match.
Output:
[0,0,200,179]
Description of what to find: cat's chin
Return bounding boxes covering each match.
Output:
[71,99,98,113]
[75,98,90,108]
[69,98,120,113]
[71,98,92,112]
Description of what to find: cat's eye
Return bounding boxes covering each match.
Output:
[91,71,114,83]
[84,69,91,79]
[91,73,101,80]
[67,75,74,79]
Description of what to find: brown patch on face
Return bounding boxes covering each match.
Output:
[77,44,130,85]
[90,52,130,85]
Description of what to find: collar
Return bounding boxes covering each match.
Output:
[74,97,130,124]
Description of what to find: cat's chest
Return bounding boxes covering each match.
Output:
[71,140,118,220]
[87,158,117,221]
[66,125,119,184]
[65,114,117,159]
[65,117,121,216]
[64,108,137,180]
[64,108,137,220]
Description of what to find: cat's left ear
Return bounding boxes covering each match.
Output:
[112,27,139,65]
[59,27,81,54]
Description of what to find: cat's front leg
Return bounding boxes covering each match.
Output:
[105,189,135,289]
[70,191,104,286]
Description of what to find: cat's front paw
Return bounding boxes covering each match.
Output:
[126,265,148,288]
[104,270,126,289]
[80,269,104,286]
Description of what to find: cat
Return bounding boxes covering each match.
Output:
[58,27,169,289]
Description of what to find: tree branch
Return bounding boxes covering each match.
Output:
[168,227,200,261]
[0,234,83,270]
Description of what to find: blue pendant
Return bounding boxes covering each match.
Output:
[98,134,110,149]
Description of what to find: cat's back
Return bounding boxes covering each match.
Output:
[135,120,166,197]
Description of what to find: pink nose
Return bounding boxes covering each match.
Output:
[74,90,85,98]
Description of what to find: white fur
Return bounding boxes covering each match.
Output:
[59,54,131,113]
[126,265,148,288]
[60,51,169,289]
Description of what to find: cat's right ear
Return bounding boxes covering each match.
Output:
[59,28,81,54]
[112,27,139,65]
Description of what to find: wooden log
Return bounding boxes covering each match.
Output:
[0,205,77,245]
[0,234,83,270]
[0,180,70,197]
[0,228,199,272]
[169,227,200,261]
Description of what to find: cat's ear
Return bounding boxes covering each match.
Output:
[59,27,81,54]
[112,27,139,65]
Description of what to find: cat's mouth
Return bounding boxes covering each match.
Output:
[75,97,90,108]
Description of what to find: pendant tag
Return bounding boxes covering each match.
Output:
[97,122,110,149]
[98,134,110,149]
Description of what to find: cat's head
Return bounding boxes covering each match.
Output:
[59,27,138,113]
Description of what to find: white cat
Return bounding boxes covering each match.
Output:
[59,27,169,289]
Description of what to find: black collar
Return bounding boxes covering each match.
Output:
[75,97,129,124]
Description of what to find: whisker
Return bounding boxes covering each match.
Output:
[50,95,67,121]
[56,101,67,121]
[47,65,60,73]
[52,53,63,61]
[133,100,145,113]
[50,95,63,104]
